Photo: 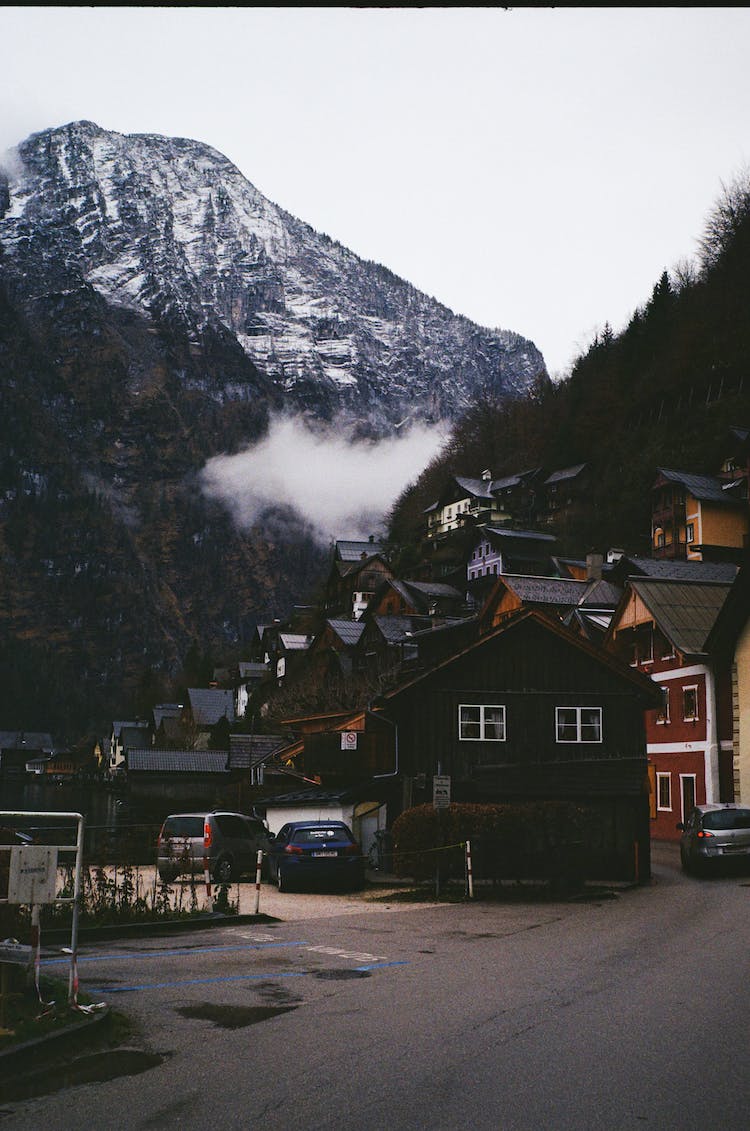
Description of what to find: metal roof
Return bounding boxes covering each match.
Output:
[326,620,365,646]
[628,578,733,655]
[127,749,229,773]
[279,633,312,651]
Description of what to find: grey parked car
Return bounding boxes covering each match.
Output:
[157,810,271,883]
[678,804,750,875]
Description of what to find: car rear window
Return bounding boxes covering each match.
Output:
[162,817,204,838]
[293,827,352,844]
[702,809,750,831]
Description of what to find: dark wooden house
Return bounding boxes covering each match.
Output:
[377,609,660,879]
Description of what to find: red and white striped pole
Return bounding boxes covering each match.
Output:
[465,839,474,899]
[203,855,212,903]
[253,849,263,915]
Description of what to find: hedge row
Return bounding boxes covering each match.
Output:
[391,801,593,884]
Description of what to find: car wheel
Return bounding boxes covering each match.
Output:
[158,868,177,883]
[213,857,234,884]
[277,867,293,892]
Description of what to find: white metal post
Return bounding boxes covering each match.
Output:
[253,849,263,915]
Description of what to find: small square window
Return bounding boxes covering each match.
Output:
[556,707,602,743]
[459,704,506,742]
[683,686,699,721]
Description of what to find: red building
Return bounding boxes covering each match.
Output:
[605,575,734,840]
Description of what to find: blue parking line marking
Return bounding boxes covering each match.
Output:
[41,941,310,966]
[89,963,409,995]
[89,971,310,994]
[355,961,409,971]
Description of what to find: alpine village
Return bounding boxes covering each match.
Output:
[4,125,750,888]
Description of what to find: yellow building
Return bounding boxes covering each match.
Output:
[651,467,748,562]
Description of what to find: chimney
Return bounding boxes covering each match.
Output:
[586,552,603,581]
[481,469,492,481]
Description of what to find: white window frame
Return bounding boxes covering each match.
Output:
[458,704,506,742]
[555,706,603,744]
[656,772,672,811]
[683,684,699,722]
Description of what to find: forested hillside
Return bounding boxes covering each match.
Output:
[389,176,750,557]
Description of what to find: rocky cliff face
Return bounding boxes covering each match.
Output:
[0,121,544,430]
[0,121,545,737]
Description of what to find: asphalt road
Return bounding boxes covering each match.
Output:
[3,843,750,1130]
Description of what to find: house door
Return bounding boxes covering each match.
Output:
[680,774,697,824]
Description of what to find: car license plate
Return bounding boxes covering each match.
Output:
[312,851,337,858]
[723,844,750,854]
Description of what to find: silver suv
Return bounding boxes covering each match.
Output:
[678,803,750,875]
[157,810,271,884]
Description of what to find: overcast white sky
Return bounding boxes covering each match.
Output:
[2,6,750,377]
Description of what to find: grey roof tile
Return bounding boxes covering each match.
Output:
[127,749,229,773]
[187,688,236,726]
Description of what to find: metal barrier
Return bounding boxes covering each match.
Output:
[0,810,85,1006]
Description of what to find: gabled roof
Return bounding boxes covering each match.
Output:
[151,704,183,729]
[544,463,587,486]
[335,539,384,562]
[334,552,390,579]
[618,578,732,656]
[451,476,497,500]
[0,731,54,751]
[119,725,151,750]
[279,633,312,651]
[111,720,142,738]
[237,662,270,680]
[378,608,660,706]
[579,579,622,608]
[367,615,435,643]
[706,562,750,656]
[126,749,229,773]
[324,619,366,647]
[187,688,236,726]
[615,556,739,584]
[655,467,742,506]
[479,526,557,544]
[228,734,290,769]
[372,578,464,616]
[496,574,591,606]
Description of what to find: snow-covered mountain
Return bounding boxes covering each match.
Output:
[0,121,544,429]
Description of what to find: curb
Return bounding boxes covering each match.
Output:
[41,911,277,947]
[0,1008,111,1079]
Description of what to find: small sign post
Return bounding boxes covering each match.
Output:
[433,775,451,810]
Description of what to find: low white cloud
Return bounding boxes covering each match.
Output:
[200,412,448,543]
